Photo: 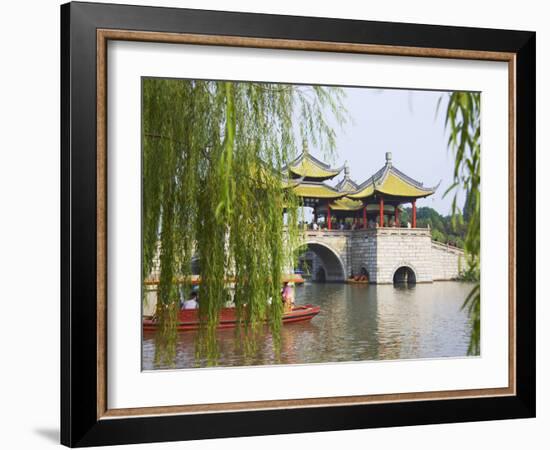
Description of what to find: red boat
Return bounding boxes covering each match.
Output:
[143,304,320,332]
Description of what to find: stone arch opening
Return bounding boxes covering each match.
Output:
[393,266,417,286]
[305,241,346,282]
[315,267,327,282]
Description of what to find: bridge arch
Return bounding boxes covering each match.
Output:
[392,263,417,285]
[304,240,346,282]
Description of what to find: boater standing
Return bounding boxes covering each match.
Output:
[281,281,295,313]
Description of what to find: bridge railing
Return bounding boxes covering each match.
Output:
[303,227,432,238]
[431,240,465,254]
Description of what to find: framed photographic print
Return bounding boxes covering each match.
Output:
[61,1,535,447]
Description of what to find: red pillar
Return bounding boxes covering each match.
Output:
[363,206,367,229]
[327,203,332,230]
[395,205,399,227]
[379,197,384,227]
[412,200,417,228]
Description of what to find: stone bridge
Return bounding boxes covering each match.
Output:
[298,228,464,284]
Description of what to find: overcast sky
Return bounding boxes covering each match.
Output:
[305,87,465,215]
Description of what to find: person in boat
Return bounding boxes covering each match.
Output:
[182,291,199,310]
[281,281,295,313]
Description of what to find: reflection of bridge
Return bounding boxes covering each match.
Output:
[299,228,464,284]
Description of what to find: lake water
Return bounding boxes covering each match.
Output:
[142,281,474,370]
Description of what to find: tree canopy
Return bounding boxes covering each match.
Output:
[442,92,481,354]
[142,79,346,365]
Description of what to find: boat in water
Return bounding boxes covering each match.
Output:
[143,304,320,332]
[346,273,369,284]
[286,274,305,285]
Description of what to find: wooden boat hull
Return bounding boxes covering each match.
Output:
[282,274,305,285]
[346,279,369,284]
[143,304,320,332]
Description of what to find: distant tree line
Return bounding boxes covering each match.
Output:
[400,206,468,248]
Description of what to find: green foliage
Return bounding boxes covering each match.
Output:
[431,228,446,243]
[401,206,468,248]
[442,92,481,355]
[142,79,345,365]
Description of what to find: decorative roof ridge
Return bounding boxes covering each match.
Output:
[354,165,383,191]
[390,165,438,192]
[373,164,392,188]
[429,179,442,192]
[281,152,303,172]
[335,160,359,192]
[284,150,343,174]
[304,152,334,171]
[335,178,360,192]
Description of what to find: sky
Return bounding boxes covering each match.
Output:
[304,87,464,215]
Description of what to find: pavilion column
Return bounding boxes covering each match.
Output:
[313,208,317,224]
[412,199,417,228]
[327,202,332,230]
[379,197,384,228]
[395,205,399,227]
[363,206,367,229]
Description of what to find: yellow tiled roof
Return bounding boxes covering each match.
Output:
[289,158,342,179]
[376,171,435,198]
[329,197,364,211]
[347,183,374,199]
[292,183,345,199]
[335,178,359,193]
[348,164,436,200]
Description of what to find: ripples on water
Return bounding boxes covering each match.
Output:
[142,281,474,370]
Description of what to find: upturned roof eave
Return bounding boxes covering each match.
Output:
[348,163,438,199]
[283,151,344,181]
[288,166,344,181]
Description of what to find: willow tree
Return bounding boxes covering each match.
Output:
[442,92,481,355]
[142,79,346,365]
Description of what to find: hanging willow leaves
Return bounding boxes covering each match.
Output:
[142,79,346,365]
[442,92,481,355]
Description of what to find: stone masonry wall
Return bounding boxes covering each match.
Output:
[303,230,349,281]
[374,229,434,283]
[305,228,464,284]
[348,229,434,283]
[348,230,377,280]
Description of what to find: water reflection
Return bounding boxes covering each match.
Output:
[143,281,473,370]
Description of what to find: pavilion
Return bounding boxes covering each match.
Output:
[286,149,438,230]
[283,144,347,227]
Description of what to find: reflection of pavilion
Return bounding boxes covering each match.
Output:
[285,144,439,230]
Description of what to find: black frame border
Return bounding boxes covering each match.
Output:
[61,2,535,447]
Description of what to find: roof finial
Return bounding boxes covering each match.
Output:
[385,151,392,166]
[344,161,350,178]
[302,138,309,155]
